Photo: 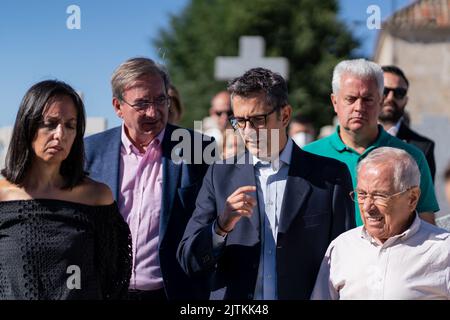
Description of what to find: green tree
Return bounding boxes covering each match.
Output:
[154,0,358,130]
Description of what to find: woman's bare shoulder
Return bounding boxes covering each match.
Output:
[75,177,114,206]
[0,179,27,201]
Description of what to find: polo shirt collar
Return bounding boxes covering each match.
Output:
[329,125,389,155]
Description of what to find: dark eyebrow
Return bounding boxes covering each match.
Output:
[234,113,268,120]
[44,116,77,122]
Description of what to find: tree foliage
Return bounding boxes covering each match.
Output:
[154,0,359,130]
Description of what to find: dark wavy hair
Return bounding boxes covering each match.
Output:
[1,80,86,189]
[227,67,289,112]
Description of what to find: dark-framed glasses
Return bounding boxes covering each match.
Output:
[120,95,169,112]
[383,87,407,99]
[349,187,415,207]
[229,107,278,130]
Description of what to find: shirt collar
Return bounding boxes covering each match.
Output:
[121,124,165,155]
[360,211,421,246]
[252,138,293,171]
[385,118,403,137]
[329,125,388,154]
[328,126,347,152]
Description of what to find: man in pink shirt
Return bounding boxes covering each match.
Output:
[85,57,215,300]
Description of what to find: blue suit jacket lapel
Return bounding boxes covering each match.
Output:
[234,151,261,237]
[159,124,182,243]
[105,127,121,201]
[278,145,312,234]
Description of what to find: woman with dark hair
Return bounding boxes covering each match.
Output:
[167,84,184,124]
[0,80,132,300]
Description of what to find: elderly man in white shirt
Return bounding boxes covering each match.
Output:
[311,147,450,300]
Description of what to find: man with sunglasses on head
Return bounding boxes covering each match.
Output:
[178,67,355,300]
[379,65,436,182]
[84,57,214,300]
[304,59,438,226]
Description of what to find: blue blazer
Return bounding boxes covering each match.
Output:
[84,123,214,299]
[177,144,355,300]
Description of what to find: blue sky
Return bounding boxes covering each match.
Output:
[0,0,411,129]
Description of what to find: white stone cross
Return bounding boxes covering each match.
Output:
[214,36,289,80]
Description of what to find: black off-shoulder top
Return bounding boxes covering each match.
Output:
[0,199,132,300]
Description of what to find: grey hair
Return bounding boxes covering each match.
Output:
[111,57,170,99]
[357,147,420,192]
[332,59,384,97]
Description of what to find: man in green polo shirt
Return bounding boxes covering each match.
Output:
[304,59,438,226]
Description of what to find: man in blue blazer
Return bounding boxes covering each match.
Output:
[85,57,214,300]
[177,68,355,300]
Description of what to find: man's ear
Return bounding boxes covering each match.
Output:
[281,105,292,127]
[331,93,338,113]
[113,97,123,118]
[408,186,421,212]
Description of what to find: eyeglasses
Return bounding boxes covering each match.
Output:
[349,187,415,207]
[383,87,407,99]
[229,107,278,130]
[120,95,169,112]
[215,110,233,117]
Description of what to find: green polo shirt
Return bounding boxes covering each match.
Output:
[303,125,439,226]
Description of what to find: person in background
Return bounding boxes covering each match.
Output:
[201,91,232,157]
[288,113,315,147]
[379,65,436,182]
[317,116,338,139]
[312,147,450,300]
[167,84,183,125]
[304,59,438,226]
[222,123,245,159]
[0,80,131,300]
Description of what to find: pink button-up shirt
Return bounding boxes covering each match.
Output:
[119,126,165,290]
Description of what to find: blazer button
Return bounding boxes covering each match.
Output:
[202,255,211,263]
[247,293,253,299]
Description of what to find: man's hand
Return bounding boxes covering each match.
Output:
[215,186,257,235]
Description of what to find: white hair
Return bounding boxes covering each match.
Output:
[357,147,420,192]
[332,59,384,97]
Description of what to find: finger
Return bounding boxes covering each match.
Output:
[243,195,257,207]
[232,209,253,218]
[241,199,256,211]
[229,201,254,214]
[236,195,257,207]
[229,194,257,208]
[229,185,257,198]
[228,192,256,203]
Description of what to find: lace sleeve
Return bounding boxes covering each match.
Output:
[93,202,132,299]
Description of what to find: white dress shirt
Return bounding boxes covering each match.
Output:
[385,118,403,137]
[311,214,450,300]
[252,139,292,300]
